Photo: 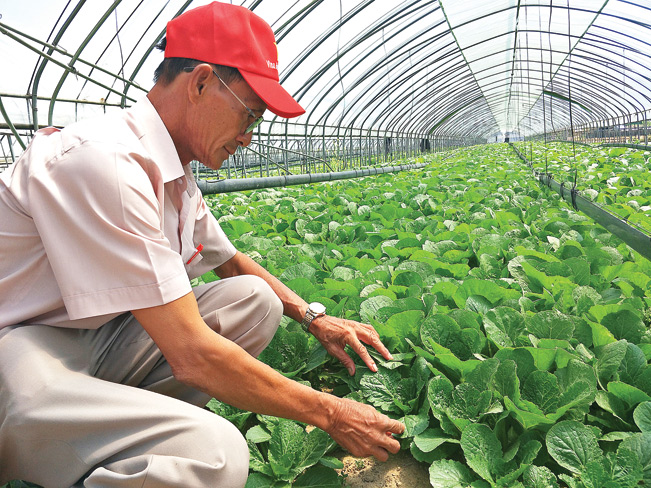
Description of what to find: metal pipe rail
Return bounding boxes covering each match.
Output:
[197,162,429,195]
[509,143,651,262]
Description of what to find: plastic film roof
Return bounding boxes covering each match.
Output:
[1,0,650,142]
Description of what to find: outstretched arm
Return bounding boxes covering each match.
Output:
[131,292,404,460]
[215,251,392,375]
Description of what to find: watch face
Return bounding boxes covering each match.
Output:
[309,302,326,314]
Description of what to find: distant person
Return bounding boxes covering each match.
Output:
[0,2,404,487]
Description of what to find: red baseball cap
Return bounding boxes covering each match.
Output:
[164,1,305,118]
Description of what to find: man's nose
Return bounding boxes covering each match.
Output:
[236,130,254,147]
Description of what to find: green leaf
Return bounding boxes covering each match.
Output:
[258,327,320,377]
[521,370,560,414]
[460,423,504,483]
[293,465,343,487]
[401,412,430,438]
[494,348,537,384]
[454,278,521,309]
[619,432,651,485]
[504,396,552,430]
[464,295,493,315]
[523,465,559,488]
[601,309,646,343]
[612,447,644,487]
[429,460,481,488]
[244,472,284,488]
[526,310,574,340]
[450,383,493,421]
[359,366,416,414]
[248,440,275,477]
[618,343,648,388]
[268,420,304,477]
[421,313,461,352]
[246,424,272,443]
[608,381,651,408]
[267,420,329,481]
[359,295,394,323]
[377,310,424,352]
[483,306,526,348]
[424,339,481,381]
[634,402,651,432]
[205,398,253,430]
[546,420,602,475]
[595,340,628,387]
[492,359,521,401]
[228,219,254,237]
[318,457,344,470]
[280,262,318,282]
[414,428,460,452]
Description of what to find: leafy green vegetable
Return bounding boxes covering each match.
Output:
[196,143,651,486]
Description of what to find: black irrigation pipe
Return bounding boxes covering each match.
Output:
[197,162,429,195]
[509,143,651,262]
[598,143,651,151]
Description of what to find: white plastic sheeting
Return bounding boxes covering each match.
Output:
[1,0,650,144]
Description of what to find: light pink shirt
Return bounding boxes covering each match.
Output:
[0,97,236,330]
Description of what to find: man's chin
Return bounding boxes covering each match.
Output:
[200,157,225,171]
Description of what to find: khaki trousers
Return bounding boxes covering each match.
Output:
[0,275,283,488]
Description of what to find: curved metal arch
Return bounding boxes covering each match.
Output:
[340,27,476,131]
[304,22,465,132]
[479,53,636,126]
[267,0,324,39]
[261,0,418,139]
[276,0,377,85]
[47,1,123,125]
[75,0,152,104]
[540,59,647,121]
[445,30,651,134]
[122,1,195,105]
[383,70,487,135]
[568,51,651,113]
[29,1,86,130]
[4,0,651,158]
[570,55,651,113]
[287,0,443,128]
[331,41,467,133]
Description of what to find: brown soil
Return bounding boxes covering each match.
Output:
[336,450,431,487]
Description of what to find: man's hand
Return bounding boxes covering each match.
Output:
[308,315,392,375]
[327,397,405,461]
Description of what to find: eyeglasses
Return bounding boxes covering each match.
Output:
[183,66,263,134]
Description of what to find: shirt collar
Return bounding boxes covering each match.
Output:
[124,96,185,183]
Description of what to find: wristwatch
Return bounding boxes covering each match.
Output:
[300,302,326,331]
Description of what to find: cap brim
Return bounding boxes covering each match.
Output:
[240,70,305,119]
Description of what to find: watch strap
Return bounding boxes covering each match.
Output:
[300,303,326,331]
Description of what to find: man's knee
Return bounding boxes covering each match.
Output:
[237,275,283,356]
[248,275,283,329]
[196,275,283,356]
[186,412,250,486]
[85,409,250,488]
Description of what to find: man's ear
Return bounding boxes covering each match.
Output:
[188,64,213,102]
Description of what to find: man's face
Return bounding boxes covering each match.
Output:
[186,73,266,170]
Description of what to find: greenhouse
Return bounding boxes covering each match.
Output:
[1,1,651,487]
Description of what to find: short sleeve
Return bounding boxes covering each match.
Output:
[28,139,192,320]
[187,189,237,277]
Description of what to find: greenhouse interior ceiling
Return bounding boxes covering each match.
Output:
[1,0,651,170]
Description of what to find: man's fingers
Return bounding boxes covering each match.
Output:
[350,339,377,372]
[369,446,390,462]
[356,323,393,361]
[330,346,356,375]
[387,419,406,435]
